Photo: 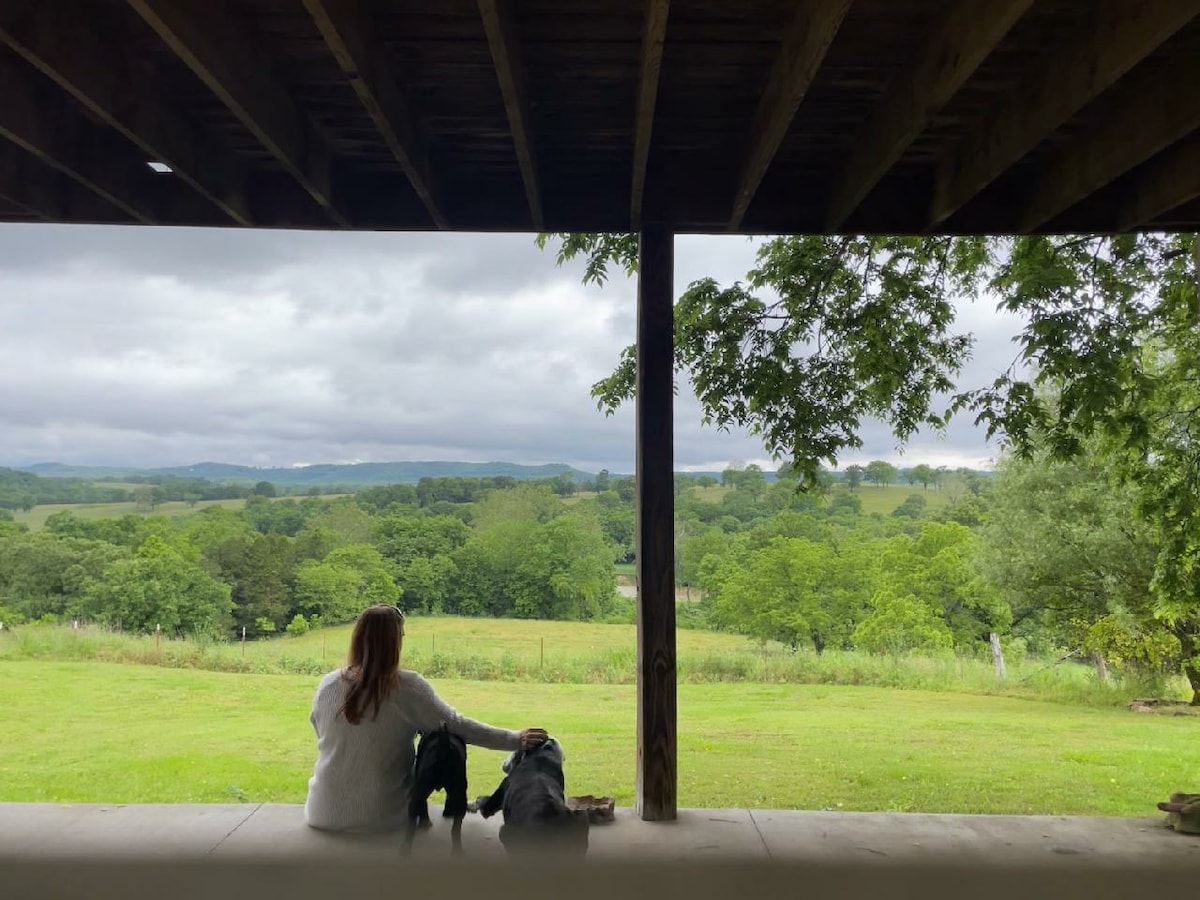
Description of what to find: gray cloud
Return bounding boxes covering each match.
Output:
[0,226,1016,473]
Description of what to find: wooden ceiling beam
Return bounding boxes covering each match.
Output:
[630,0,670,229]
[931,0,1199,229]
[302,0,446,229]
[128,0,350,228]
[0,0,251,226]
[825,0,1032,231]
[1116,130,1200,232]
[477,0,543,231]
[0,138,55,221]
[728,0,852,231]
[0,142,132,223]
[0,52,159,224]
[1017,50,1200,233]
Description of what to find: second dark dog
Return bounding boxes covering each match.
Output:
[405,723,469,856]
[473,737,589,856]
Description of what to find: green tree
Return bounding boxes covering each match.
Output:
[544,231,1200,694]
[224,533,296,634]
[910,464,935,489]
[80,535,232,634]
[307,497,375,545]
[979,449,1181,688]
[892,493,927,519]
[252,481,277,498]
[543,233,985,487]
[451,520,538,617]
[510,515,617,620]
[293,544,400,624]
[470,483,561,529]
[852,590,954,657]
[708,536,866,653]
[397,554,458,615]
[865,460,898,487]
[132,485,156,512]
[843,465,864,491]
[0,531,127,621]
[677,526,729,588]
[374,513,470,570]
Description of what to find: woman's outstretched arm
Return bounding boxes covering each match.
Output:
[401,670,536,751]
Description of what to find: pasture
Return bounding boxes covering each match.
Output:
[0,659,1194,816]
[4,618,1189,706]
[9,494,350,530]
[837,483,953,515]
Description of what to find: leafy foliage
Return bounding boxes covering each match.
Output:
[540,230,1200,699]
[544,234,987,488]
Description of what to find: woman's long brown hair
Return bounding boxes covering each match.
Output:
[338,605,404,724]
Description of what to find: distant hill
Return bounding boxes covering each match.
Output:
[20,460,597,487]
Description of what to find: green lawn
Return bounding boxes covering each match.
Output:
[1,660,1193,816]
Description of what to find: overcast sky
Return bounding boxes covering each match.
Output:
[0,224,1026,474]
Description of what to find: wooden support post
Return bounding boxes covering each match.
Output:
[635,226,677,822]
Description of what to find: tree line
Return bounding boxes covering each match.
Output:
[2,452,1195,702]
[0,480,621,639]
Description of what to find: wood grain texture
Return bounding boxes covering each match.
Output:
[0,1,1197,233]
[0,51,156,223]
[1017,50,1200,233]
[303,0,445,229]
[825,0,1033,230]
[477,0,543,230]
[729,0,852,230]
[1,0,251,225]
[1116,129,1200,231]
[635,226,677,823]
[630,0,669,229]
[128,0,348,227]
[930,0,1200,228]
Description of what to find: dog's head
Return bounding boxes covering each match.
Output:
[502,736,564,774]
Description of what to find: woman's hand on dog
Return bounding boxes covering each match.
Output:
[519,728,548,748]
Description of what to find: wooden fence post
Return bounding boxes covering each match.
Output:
[989,632,1006,680]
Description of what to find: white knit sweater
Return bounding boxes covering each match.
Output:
[304,668,521,833]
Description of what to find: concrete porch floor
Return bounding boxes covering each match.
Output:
[1,802,1197,864]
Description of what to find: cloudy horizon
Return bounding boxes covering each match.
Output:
[0,225,1025,475]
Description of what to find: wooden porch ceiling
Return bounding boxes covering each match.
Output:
[0,0,1198,235]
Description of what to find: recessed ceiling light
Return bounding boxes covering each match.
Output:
[146,161,173,174]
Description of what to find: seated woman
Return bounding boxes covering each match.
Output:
[304,604,546,832]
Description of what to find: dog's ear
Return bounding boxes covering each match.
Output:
[501,749,521,774]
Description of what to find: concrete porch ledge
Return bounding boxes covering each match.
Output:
[0,802,1197,864]
[2,805,1199,900]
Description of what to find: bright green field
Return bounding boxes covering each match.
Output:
[1,660,1194,815]
[262,615,759,664]
[836,483,952,515]
[11,494,349,530]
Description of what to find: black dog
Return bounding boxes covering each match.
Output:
[473,737,589,856]
[405,723,469,856]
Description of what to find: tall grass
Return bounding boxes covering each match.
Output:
[1,622,1185,706]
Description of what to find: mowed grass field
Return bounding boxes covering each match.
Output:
[835,483,952,515]
[1,659,1194,815]
[10,494,350,530]
[261,616,758,665]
